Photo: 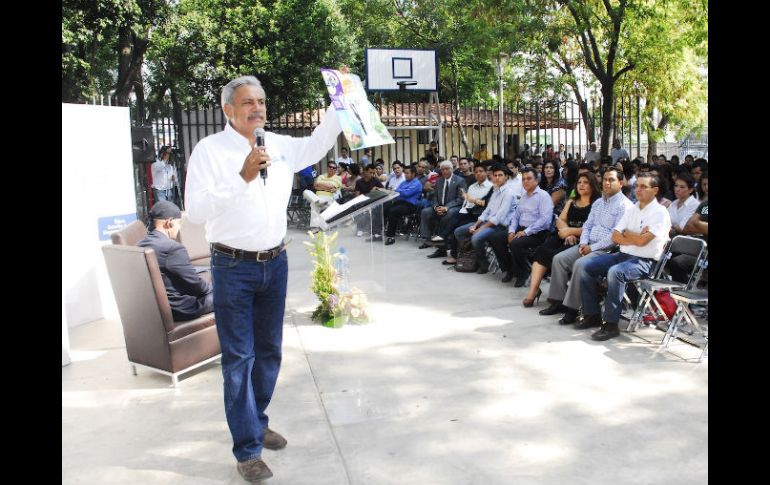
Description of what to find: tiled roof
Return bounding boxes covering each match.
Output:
[270,103,579,130]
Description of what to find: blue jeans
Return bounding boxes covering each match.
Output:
[579,252,654,323]
[211,249,288,462]
[153,187,174,202]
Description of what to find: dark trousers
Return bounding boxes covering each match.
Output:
[384,200,417,237]
[448,213,480,257]
[488,227,550,276]
[507,229,550,277]
[667,253,697,283]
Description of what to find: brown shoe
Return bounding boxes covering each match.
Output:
[263,427,287,450]
[237,457,273,482]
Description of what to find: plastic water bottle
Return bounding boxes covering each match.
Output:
[335,247,350,293]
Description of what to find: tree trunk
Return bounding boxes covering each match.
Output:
[115,28,149,108]
[645,114,669,163]
[599,81,614,157]
[115,27,133,105]
[133,68,146,125]
[450,58,470,156]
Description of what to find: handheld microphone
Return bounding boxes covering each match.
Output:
[254,128,267,182]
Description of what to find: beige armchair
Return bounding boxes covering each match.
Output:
[178,213,211,267]
[110,219,147,246]
[102,221,220,386]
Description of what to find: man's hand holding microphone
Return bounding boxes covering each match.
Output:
[239,127,272,183]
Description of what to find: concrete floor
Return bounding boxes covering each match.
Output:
[62,227,708,484]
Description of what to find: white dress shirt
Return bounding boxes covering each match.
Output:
[615,199,672,260]
[151,160,177,190]
[668,196,699,230]
[459,179,492,213]
[185,106,341,251]
[508,173,523,201]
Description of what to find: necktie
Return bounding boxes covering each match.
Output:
[442,179,448,205]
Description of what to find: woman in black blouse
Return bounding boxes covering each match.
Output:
[522,172,601,307]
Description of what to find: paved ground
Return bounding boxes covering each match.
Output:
[62,227,708,484]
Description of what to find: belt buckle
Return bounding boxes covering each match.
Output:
[256,250,270,262]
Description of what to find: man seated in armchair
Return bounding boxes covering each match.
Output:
[137,201,214,321]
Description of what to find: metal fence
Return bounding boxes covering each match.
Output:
[86,91,702,219]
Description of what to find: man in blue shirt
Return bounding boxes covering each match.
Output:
[489,167,554,286]
[378,165,422,245]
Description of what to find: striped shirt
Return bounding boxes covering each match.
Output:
[579,191,634,252]
[478,182,515,227]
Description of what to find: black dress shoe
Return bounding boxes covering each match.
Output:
[385,237,395,245]
[418,242,431,249]
[513,277,527,287]
[591,322,620,341]
[558,308,580,325]
[574,313,602,329]
[539,303,566,316]
[427,249,446,258]
[501,272,514,283]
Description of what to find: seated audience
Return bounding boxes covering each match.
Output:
[522,172,600,307]
[578,173,671,340]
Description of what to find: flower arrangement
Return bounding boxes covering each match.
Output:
[328,289,370,324]
[304,230,369,327]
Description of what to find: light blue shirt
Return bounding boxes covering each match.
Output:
[579,191,635,252]
[509,186,553,235]
[478,182,515,226]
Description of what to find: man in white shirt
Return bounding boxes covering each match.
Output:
[577,173,671,340]
[384,160,406,191]
[336,146,353,166]
[151,146,178,204]
[185,75,342,482]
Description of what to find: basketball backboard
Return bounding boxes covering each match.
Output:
[365,48,438,92]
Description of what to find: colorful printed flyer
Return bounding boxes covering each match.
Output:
[321,68,394,150]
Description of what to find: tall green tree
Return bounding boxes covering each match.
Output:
[619,0,708,161]
[62,0,168,122]
[62,0,137,103]
[545,0,636,157]
[148,0,355,113]
[339,0,529,155]
[528,0,708,157]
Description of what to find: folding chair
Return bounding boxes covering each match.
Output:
[626,236,707,332]
[659,289,708,362]
[286,188,311,228]
[397,212,421,240]
[486,245,500,274]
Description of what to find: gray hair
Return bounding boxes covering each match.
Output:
[221,75,264,110]
[439,160,453,171]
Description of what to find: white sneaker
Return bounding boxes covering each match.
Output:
[356,230,364,237]
[431,235,444,242]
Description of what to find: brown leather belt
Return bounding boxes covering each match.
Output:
[211,242,285,262]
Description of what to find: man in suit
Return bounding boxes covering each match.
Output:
[137,201,213,321]
[419,160,467,258]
